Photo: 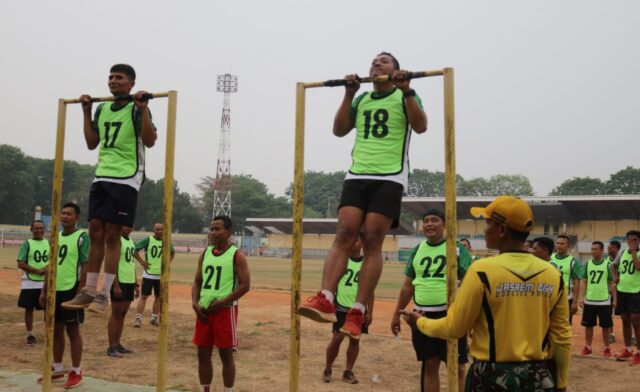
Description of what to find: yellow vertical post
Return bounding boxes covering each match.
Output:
[42,99,67,391]
[156,90,178,391]
[290,82,306,392]
[443,68,458,392]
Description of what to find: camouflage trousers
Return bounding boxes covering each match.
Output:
[465,360,556,392]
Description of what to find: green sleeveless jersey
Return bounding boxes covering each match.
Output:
[349,88,420,176]
[145,236,164,276]
[584,259,611,304]
[411,241,449,308]
[198,245,238,308]
[25,239,50,281]
[336,256,364,309]
[617,249,640,294]
[550,253,578,299]
[95,102,141,179]
[57,230,87,291]
[118,236,136,284]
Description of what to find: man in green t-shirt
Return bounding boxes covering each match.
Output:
[62,64,156,314]
[391,209,471,392]
[611,230,640,364]
[323,235,374,384]
[16,220,49,345]
[38,202,90,389]
[550,235,582,324]
[579,241,616,358]
[300,52,428,340]
[133,223,175,327]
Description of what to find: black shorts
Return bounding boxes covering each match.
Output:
[332,310,369,334]
[18,288,44,310]
[411,311,468,364]
[55,289,84,325]
[338,179,403,229]
[581,304,613,328]
[111,282,136,302]
[615,291,640,315]
[88,181,138,226]
[141,278,160,297]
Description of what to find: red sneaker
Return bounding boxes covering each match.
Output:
[64,370,83,389]
[298,292,336,323]
[615,348,634,360]
[581,346,592,355]
[603,347,612,358]
[339,308,365,340]
[633,353,640,365]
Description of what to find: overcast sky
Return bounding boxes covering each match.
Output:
[1,1,638,200]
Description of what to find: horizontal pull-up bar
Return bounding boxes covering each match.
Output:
[303,69,445,88]
[62,91,172,104]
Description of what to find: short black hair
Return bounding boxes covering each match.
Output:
[626,230,640,240]
[533,237,555,254]
[459,238,471,246]
[508,228,529,242]
[557,234,572,244]
[378,52,400,70]
[213,215,232,230]
[423,208,445,222]
[30,220,44,230]
[62,202,80,216]
[592,241,604,250]
[609,240,621,250]
[110,64,136,81]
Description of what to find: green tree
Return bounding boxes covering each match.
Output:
[459,177,492,197]
[606,166,640,194]
[0,145,35,224]
[285,171,345,217]
[486,174,534,196]
[550,177,606,195]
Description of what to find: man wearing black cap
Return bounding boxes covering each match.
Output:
[391,208,471,392]
[400,196,571,391]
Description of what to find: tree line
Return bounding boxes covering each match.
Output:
[2,144,639,231]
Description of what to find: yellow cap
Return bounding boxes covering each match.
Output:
[470,195,534,232]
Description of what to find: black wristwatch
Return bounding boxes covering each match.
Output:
[403,89,416,98]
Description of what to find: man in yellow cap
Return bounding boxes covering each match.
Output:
[400,195,571,391]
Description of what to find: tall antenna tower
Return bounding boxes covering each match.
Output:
[213,74,238,218]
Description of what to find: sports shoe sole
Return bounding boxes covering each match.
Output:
[339,327,361,340]
[298,306,336,323]
[64,379,83,389]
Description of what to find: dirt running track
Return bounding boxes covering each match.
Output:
[0,269,639,391]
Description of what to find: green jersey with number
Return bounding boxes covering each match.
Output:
[145,236,164,276]
[583,259,611,304]
[550,253,581,299]
[23,239,51,281]
[198,245,238,308]
[118,236,136,284]
[617,249,640,294]
[94,102,141,179]
[349,88,422,176]
[336,256,364,309]
[405,240,471,310]
[57,230,89,291]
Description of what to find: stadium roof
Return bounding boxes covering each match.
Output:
[401,195,640,222]
[245,218,414,235]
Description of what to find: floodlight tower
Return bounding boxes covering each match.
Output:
[213,74,238,218]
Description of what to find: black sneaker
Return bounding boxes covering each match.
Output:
[116,344,133,354]
[322,368,332,383]
[342,370,358,384]
[26,335,36,346]
[107,346,123,358]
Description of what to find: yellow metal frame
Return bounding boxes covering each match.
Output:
[290,69,456,392]
[43,91,178,392]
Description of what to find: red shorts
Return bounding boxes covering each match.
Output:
[192,305,238,349]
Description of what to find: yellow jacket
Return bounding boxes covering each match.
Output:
[416,252,572,389]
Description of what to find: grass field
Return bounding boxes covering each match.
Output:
[1,245,640,391]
